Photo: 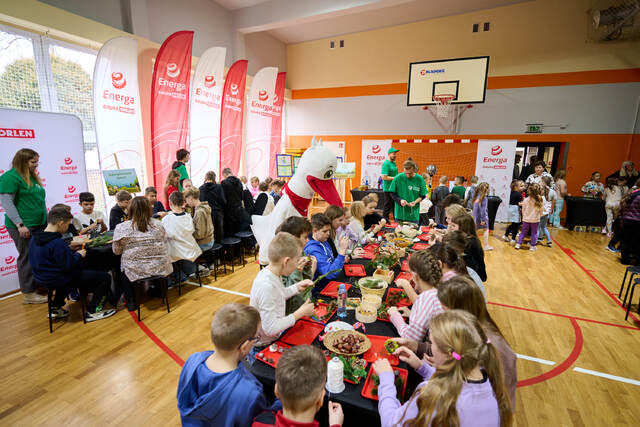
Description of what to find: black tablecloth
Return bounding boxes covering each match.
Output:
[488,196,502,230]
[350,189,385,210]
[250,239,417,426]
[564,196,606,230]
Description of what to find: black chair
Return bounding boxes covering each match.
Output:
[625,277,640,321]
[221,237,243,273]
[235,231,257,264]
[130,275,170,321]
[619,266,640,307]
[40,281,86,334]
[194,245,220,283]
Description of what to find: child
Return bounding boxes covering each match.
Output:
[388,250,443,342]
[184,187,214,252]
[431,175,450,225]
[178,303,278,426]
[182,179,193,191]
[376,310,513,426]
[550,170,567,228]
[451,176,467,199]
[503,180,524,244]
[603,177,626,235]
[252,345,344,427]
[472,182,492,251]
[516,183,543,251]
[270,180,284,205]
[29,207,116,321]
[51,204,80,240]
[73,192,107,235]
[171,148,190,191]
[538,176,555,247]
[254,181,275,216]
[581,171,604,198]
[363,194,386,231]
[162,191,203,281]
[109,190,131,230]
[249,176,260,198]
[441,231,487,299]
[144,186,167,219]
[348,201,380,244]
[113,197,172,311]
[164,169,181,209]
[305,213,350,295]
[249,232,314,347]
[449,214,487,282]
[464,176,479,210]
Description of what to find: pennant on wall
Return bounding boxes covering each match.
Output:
[150,30,193,205]
[269,72,286,178]
[190,47,226,185]
[245,66,278,180]
[219,60,248,176]
[92,36,143,210]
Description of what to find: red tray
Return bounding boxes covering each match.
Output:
[400,260,409,272]
[324,354,368,384]
[280,319,325,346]
[304,302,337,323]
[363,243,379,252]
[420,226,430,233]
[417,234,430,241]
[361,366,408,402]
[385,288,411,307]
[394,272,412,284]
[255,341,291,368]
[344,264,366,277]
[320,281,352,298]
[387,222,399,228]
[412,242,429,250]
[362,335,399,365]
[377,312,390,322]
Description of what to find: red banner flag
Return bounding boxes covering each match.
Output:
[150,30,193,205]
[269,72,286,178]
[220,60,248,176]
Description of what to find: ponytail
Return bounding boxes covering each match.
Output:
[481,342,514,425]
[429,242,467,275]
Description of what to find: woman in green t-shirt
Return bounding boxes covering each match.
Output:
[0,148,48,303]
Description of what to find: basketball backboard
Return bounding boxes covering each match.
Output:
[407,56,490,106]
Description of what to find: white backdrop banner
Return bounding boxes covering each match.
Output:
[0,109,88,294]
[93,36,143,211]
[361,140,392,187]
[245,67,278,180]
[190,47,226,185]
[474,139,517,223]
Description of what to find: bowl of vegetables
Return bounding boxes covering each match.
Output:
[357,276,388,297]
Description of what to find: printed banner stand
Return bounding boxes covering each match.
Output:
[0,109,88,295]
[474,140,517,223]
[361,140,392,187]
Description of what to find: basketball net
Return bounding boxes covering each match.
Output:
[433,94,456,118]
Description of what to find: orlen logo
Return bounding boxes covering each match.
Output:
[372,145,381,154]
[420,68,445,75]
[64,157,73,165]
[230,83,239,96]
[258,90,268,101]
[204,75,216,88]
[68,185,76,193]
[111,72,126,89]
[491,145,503,156]
[166,63,180,78]
[5,256,15,264]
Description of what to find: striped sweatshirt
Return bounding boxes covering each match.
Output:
[390,288,443,342]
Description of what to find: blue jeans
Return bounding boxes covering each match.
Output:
[170,260,196,285]
[539,215,551,242]
[198,242,214,252]
[550,198,564,227]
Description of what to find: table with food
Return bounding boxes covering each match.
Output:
[249,222,433,426]
[69,231,121,272]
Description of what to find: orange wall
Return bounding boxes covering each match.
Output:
[288,134,639,199]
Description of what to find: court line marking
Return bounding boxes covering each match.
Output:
[516,353,555,365]
[127,310,185,366]
[573,367,640,386]
[0,292,20,301]
[183,280,250,298]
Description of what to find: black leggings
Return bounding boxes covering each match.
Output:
[505,222,521,240]
[52,269,110,313]
[383,192,395,222]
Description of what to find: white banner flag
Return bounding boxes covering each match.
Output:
[190,47,226,184]
[361,140,392,188]
[474,139,517,222]
[245,67,278,180]
[93,36,143,210]
[0,109,88,294]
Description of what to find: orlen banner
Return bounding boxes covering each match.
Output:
[0,109,87,295]
[360,140,392,187]
[269,72,286,178]
[474,139,517,223]
[93,36,143,211]
[151,31,193,205]
[219,60,248,176]
[189,46,226,185]
[246,67,277,180]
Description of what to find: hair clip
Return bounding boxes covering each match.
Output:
[451,351,461,361]
[486,338,491,344]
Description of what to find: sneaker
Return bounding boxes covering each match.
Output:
[48,307,69,319]
[68,290,79,302]
[510,239,516,244]
[515,244,521,250]
[547,241,552,247]
[502,235,510,242]
[484,246,494,251]
[606,245,620,253]
[23,292,48,304]
[85,309,116,322]
[530,246,537,252]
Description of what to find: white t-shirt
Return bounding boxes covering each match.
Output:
[73,210,107,231]
[161,212,202,262]
[542,189,556,215]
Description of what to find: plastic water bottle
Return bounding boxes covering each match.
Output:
[337,284,347,319]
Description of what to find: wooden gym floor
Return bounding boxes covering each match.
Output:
[0,226,638,426]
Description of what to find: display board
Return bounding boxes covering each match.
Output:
[276,154,293,178]
[474,139,517,222]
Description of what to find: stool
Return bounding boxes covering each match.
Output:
[235,231,257,264]
[194,246,219,283]
[221,237,243,273]
[625,277,640,321]
[41,282,87,334]
[131,275,170,321]
[619,266,640,307]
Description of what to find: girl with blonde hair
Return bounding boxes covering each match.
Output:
[348,201,379,244]
[515,183,543,251]
[471,182,492,251]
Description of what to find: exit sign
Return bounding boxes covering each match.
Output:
[526,123,543,133]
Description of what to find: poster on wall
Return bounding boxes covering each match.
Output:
[361,140,392,187]
[102,169,140,195]
[276,154,293,178]
[335,162,356,179]
[474,139,517,223]
[0,109,88,295]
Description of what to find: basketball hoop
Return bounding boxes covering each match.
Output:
[432,94,456,118]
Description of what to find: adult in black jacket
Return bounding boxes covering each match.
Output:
[199,171,226,243]
[220,168,249,237]
[518,155,537,182]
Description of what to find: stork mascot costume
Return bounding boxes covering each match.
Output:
[252,137,343,265]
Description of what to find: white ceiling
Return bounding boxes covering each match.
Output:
[213,0,270,10]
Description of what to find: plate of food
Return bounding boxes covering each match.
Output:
[323,330,371,356]
[324,321,354,334]
[303,300,338,323]
[361,366,408,402]
[386,288,411,307]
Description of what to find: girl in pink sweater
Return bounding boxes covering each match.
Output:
[515,183,543,252]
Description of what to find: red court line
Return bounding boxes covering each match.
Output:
[128,311,185,366]
[551,237,640,326]
[517,318,584,387]
[488,301,640,331]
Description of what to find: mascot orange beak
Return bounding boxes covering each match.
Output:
[307,175,342,207]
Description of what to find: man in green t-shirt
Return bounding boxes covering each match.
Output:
[388,159,428,223]
[172,149,190,191]
[380,147,399,222]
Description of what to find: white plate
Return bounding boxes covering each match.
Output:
[324,321,354,334]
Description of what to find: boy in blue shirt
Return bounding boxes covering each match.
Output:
[304,214,350,295]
